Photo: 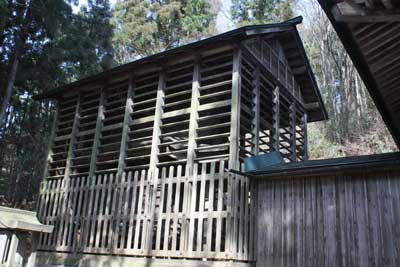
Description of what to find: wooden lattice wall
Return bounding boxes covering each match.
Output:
[37,39,307,264]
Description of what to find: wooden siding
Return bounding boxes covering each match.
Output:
[256,168,400,267]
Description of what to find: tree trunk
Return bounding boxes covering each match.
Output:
[0,0,34,130]
[0,54,19,129]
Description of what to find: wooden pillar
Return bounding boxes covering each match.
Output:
[290,101,297,162]
[88,88,105,180]
[58,93,81,248]
[251,66,260,156]
[38,105,59,217]
[303,112,308,160]
[41,105,59,180]
[229,46,242,170]
[117,74,134,179]
[272,86,280,153]
[63,94,81,181]
[149,71,165,178]
[228,46,241,258]
[146,70,165,251]
[187,56,201,175]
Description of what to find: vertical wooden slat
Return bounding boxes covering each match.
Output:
[196,163,207,252]
[215,161,224,254]
[206,162,216,252]
[188,163,198,253]
[126,170,139,250]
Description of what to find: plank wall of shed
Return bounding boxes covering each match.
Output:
[37,37,307,264]
[256,167,400,267]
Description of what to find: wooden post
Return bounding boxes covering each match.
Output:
[303,113,308,160]
[146,70,165,251]
[229,46,242,171]
[37,105,59,216]
[272,86,280,153]
[41,105,59,181]
[228,46,241,258]
[187,56,201,175]
[252,66,260,156]
[88,89,105,179]
[149,71,165,178]
[117,74,134,179]
[59,93,81,249]
[290,102,297,162]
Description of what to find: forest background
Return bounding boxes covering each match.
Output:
[0,0,397,207]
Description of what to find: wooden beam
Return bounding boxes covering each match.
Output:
[88,89,105,179]
[304,102,320,110]
[117,74,134,180]
[332,1,400,22]
[187,56,201,174]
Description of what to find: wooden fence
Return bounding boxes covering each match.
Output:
[38,161,256,262]
[255,167,400,267]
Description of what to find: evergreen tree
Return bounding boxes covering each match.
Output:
[231,0,293,26]
[113,0,216,62]
[0,0,114,207]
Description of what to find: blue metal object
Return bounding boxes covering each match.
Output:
[243,152,284,172]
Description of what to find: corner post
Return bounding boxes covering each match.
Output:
[228,45,242,259]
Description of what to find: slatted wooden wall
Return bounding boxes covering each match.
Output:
[38,38,307,264]
[255,169,400,267]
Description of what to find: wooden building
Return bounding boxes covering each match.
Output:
[34,16,328,266]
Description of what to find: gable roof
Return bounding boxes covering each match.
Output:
[34,16,327,122]
[317,0,400,148]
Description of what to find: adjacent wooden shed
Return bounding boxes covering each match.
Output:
[34,17,327,266]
